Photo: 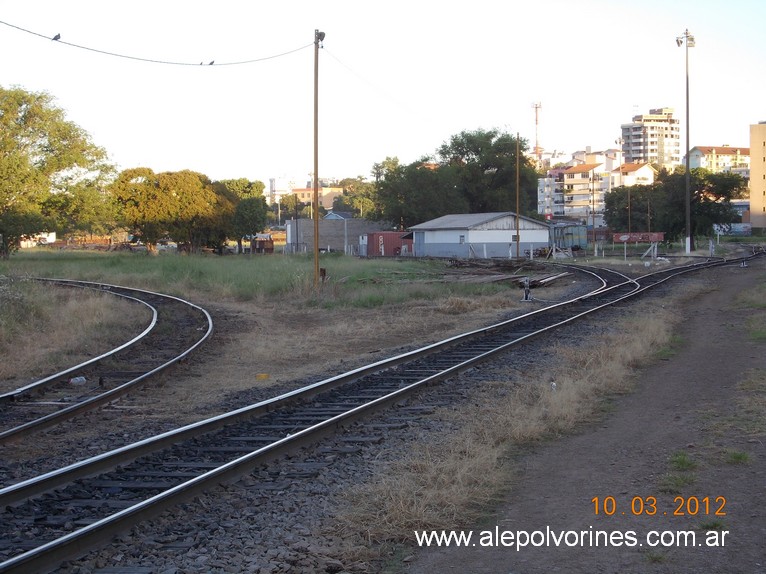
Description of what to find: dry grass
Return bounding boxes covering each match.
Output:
[333,283,707,558]
[0,278,150,391]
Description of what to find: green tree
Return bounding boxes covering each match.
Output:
[279,194,306,221]
[371,157,401,184]
[216,178,265,200]
[604,169,746,247]
[232,196,269,253]
[110,167,170,252]
[604,184,661,233]
[110,168,220,253]
[0,86,109,257]
[159,171,219,252]
[656,168,745,248]
[42,183,119,240]
[334,177,375,218]
[372,129,536,227]
[436,129,537,214]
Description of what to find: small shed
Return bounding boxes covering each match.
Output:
[550,222,587,251]
[360,231,413,257]
[409,212,550,259]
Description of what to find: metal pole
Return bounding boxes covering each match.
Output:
[313,30,324,285]
[515,133,520,259]
[681,29,693,254]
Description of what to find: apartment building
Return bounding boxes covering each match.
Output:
[688,145,750,180]
[620,107,681,170]
[750,122,766,229]
[537,149,655,227]
[267,176,342,210]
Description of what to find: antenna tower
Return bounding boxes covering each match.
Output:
[532,102,542,168]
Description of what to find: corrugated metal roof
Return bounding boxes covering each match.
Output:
[409,212,548,230]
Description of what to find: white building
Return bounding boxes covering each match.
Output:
[620,107,681,170]
[538,156,655,227]
[408,212,550,259]
[688,146,750,180]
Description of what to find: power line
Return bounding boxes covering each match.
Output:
[0,19,312,66]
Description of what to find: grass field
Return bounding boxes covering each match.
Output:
[0,250,517,306]
[0,250,526,387]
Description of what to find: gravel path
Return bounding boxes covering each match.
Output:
[407,258,766,574]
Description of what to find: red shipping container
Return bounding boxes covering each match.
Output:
[366,232,413,257]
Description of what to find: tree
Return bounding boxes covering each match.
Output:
[334,177,375,218]
[158,171,220,252]
[372,129,537,227]
[436,129,537,214]
[603,184,659,233]
[232,197,269,254]
[603,169,746,247]
[110,168,170,252]
[215,178,265,200]
[110,168,220,253]
[657,168,745,248]
[0,86,109,257]
[279,194,306,221]
[42,183,119,240]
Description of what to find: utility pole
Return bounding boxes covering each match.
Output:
[515,133,520,259]
[313,29,325,286]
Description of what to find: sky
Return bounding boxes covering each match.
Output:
[1,0,764,186]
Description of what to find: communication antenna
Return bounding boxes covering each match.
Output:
[532,102,542,168]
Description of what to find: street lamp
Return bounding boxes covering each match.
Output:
[313,29,325,286]
[677,28,695,254]
[590,171,598,255]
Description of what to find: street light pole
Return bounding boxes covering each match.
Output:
[515,133,520,259]
[677,28,695,254]
[313,29,325,286]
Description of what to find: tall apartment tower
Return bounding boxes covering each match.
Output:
[750,122,766,229]
[620,107,681,170]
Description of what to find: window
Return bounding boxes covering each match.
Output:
[459,235,465,244]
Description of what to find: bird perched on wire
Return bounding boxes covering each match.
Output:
[52,33,61,41]
[208,60,214,65]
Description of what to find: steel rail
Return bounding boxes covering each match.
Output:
[0,279,214,443]
[0,289,158,402]
[0,257,749,573]
[0,265,625,505]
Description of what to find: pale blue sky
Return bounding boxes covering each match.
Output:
[1,0,763,184]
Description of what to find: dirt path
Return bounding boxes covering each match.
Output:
[406,258,766,574]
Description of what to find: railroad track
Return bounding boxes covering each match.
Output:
[0,279,214,443]
[0,255,755,573]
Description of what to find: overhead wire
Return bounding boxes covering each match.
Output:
[322,46,448,143]
[322,47,413,112]
[0,19,312,66]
